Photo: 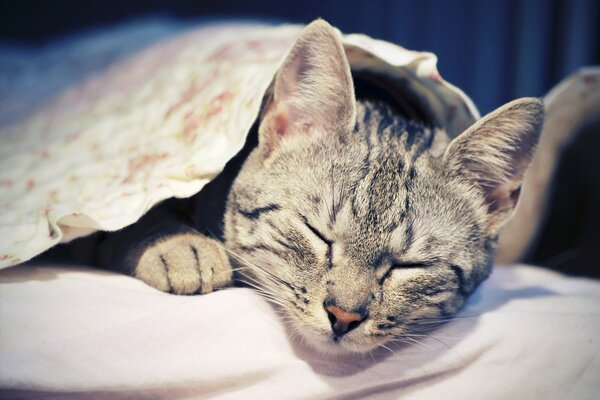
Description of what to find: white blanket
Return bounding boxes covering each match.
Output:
[0,19,477,269]
[1,263,599,399]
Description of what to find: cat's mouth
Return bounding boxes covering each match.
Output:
[296,326,380,355]
[281,306,383,354]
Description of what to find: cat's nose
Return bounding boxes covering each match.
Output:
[326,304,367,337]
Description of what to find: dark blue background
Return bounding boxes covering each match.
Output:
[0,0,598,114]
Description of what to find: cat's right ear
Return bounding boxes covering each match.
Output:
[444,98,544,234]
[258,19,356,155]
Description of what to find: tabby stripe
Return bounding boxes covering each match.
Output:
[449,264,468,296]
[159,255,174,293]
[412,128,436,161]
[404,122,420,151]
[401,222,414,253]
[190,245,203,291]
[421,284,447,296]
[238,204,280,220]
[330,195,344,226]
[238,244,259,253]
[364,115,374,151]
[239,243,284,258]
[408,167,417,182]
[436,303,452,317]
[280,280,297,294]
[274,238,296,252]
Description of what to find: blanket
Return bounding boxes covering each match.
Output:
[0,19,478,268]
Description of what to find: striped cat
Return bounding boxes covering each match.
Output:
[93,20,544,353]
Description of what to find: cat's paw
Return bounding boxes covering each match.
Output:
[134,233,232,295]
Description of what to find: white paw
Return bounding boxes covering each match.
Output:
[134,233,232,295]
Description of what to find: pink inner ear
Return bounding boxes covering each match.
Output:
[259,99,297,156]
[485,181,522,213]
[272,108,289,137]
[257,20,357,156]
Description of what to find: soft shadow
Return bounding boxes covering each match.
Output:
[0,262,122,284]
[0,367,274,400]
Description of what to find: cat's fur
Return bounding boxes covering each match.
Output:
[91,20,544,354]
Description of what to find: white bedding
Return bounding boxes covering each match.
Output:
[1,263,599,399]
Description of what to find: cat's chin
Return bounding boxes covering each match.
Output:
[297,329,380,355]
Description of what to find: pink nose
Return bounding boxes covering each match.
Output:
[326,305,366,337]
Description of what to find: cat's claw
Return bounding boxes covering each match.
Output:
[134,233,232,295]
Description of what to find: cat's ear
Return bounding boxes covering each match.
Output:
[258,19,356,154]
[444,98,544,232]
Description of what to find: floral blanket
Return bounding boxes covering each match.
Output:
[0,19,506,269]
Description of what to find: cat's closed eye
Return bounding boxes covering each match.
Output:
[303,219,332,245]
[303,219,333,268]
[379,261,429,284]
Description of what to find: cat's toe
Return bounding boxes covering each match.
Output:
[134,233,231,295]
[134,242,174,293]
[193,236,233,292]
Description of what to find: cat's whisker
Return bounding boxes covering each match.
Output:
[406,334,453,350]
[405,326,443,334]
[236,279,287,305]
[238,283,281,301]
[229,266,254,273]
[223,246,291,289]
[230,258,284,290]
[391,338,422,349]
[412,314,479,322]
[405,333,458,340]
[181,230,280,285]
[399,336,439,352]
[236,277,289,306]
[380,343,401,358]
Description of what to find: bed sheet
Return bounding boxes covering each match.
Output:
[1,263,598,399]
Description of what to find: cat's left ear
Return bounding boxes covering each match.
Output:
[444,98,544,232]
[259,19,356,154]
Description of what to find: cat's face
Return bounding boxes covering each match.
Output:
[224,20,543,354]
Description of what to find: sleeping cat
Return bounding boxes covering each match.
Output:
[89,20,544,354]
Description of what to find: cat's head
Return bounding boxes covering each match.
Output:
[224,20,544,354]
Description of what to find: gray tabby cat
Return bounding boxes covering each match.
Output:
[95,20,544,353]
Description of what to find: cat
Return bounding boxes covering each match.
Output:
[87,19,544,354]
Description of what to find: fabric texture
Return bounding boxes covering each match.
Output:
[1,263,599,399]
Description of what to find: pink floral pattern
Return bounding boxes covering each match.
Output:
[0,22,481,268]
